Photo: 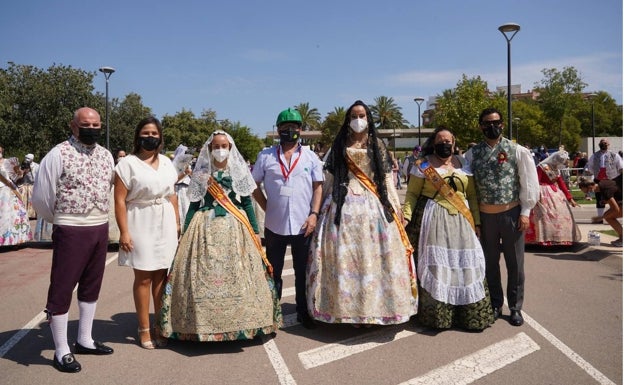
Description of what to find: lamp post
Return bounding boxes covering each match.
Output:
[498,23,520,140]
[98,66,115,150]
[587,93,598,154]
[414,97,425,145]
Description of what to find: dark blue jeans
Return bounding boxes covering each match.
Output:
[264,228,311,316]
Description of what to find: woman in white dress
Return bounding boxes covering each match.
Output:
[114,117,179,349]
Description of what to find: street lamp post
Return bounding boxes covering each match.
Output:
[587,93,598,154]
[98,66,115,150]
[414,97,425,145]
[498,23,520,140]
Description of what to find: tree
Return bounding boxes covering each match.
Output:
[370,96,406,131]
[534,67,587,149]
[0,62,99,158]
[434,75,506,147]
[294,102,321,131]
[108,92,152,153]
[320,107,345,149]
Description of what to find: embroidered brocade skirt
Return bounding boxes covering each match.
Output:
[525,184,581,246]
[307,188,418,325]
[160,210,282,341]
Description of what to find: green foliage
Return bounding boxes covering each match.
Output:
[320,107,345,149]
[0,62,99,158]
[434,75,506,147]
[0,62,620,163]
[370,96,407,131]
[294,102,321,131]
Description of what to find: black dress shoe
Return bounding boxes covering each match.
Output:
[509,310,524,326]
[492,307,502,320]
[74,341,114,355]
[53,353,81,373]
[296,313,317,330]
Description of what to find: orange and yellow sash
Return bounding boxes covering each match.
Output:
[206,177,273,276]
[418,162,475,231]
[345,154,417,298]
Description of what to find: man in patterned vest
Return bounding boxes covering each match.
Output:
[464,107,539,327]
[33,107,115,373]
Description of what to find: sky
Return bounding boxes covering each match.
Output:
[1,0,621,138]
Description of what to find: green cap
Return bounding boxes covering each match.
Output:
[276,108,302,127]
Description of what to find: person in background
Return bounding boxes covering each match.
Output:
[391,153,402,190]
[585,139,623,223]
[464,107,539,327]
[306,100,417,327]
[114,117,179,349]
[402,145,422,184]
[171,144,194,223]
[252,108,323,329]
[114,149,126,164]
[579,174,623,247]
[15,153,39,219]
[160,130,281,341]
[525,150,580,246]
[402,127,493,331]
[0,146,32,246]
[32,107,114,373]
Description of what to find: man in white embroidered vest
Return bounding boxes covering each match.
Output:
[464,107,539,327]
[32,107,115,373]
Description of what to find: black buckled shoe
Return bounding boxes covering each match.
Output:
[74,341,114,355]
[492,307,502,320]
[509,310,524,326]
[53,353,81,373]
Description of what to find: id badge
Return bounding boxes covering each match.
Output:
[280,185,293,197]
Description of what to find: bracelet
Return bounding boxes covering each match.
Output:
[310,211,319,218]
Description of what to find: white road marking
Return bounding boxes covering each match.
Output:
[282,287,296,298]
[299,327,420,369]
[0,253,119,358]
[400,332,539,385]
[523,312,616,385]
[282,268,294,277]
[263,337,297,385]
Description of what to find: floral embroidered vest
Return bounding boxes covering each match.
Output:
[55,139,113,214]
[470,138,520,205]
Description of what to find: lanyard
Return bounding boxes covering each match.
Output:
[277,145,302,181]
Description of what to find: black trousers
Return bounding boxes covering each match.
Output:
[479,206,525,311]
[264,228,311,316]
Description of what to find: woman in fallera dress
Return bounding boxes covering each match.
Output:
[402,127,494,331]
[306,100,418,327]
[525,150,580,246]
[160,130,281,341]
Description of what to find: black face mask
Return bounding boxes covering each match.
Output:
[482,125,503,140]
[434,143,454,159]
[599,143,608,151]
[279,129,299,144]
[78,127,101,145]
[140,136,161,151]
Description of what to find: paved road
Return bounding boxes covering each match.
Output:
[0,202,621,385]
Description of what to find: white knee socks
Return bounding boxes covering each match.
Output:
[50,312,70,361]
[77,301,97,348]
